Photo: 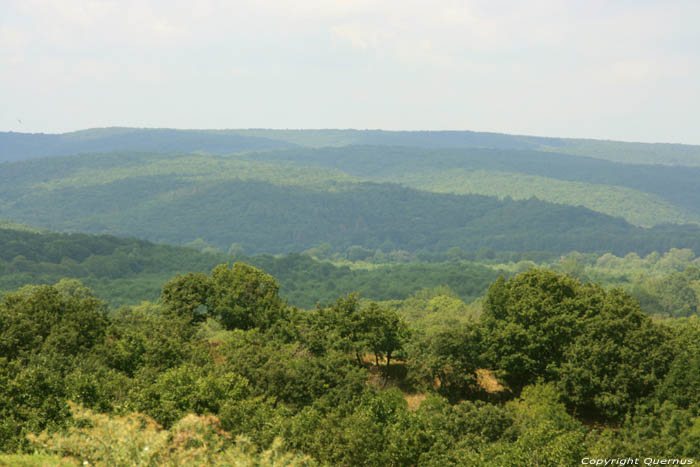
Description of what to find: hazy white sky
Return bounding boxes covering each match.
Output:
[2,0,699,144]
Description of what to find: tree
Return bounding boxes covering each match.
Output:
[311,296,408,368]
[160,263,284,331]
[657,319,700,412]
[0,283,107,361]
[360,303,410,368]
[421,323,485,401]
[208,263,283,330]
[227,242,245,257]
[482,269,673,420]
[482,271,584,391]
[161,272,211,323]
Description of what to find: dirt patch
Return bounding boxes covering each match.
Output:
[404,393,427,411]
[476,369,504,393]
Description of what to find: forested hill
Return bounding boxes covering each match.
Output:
[248,145,700,224]
[4,128,700,228]
[0,128,295,163]
[0,227,502,308]
[238,129,700,166]
[3,151,700,255]
[4,127,700,165]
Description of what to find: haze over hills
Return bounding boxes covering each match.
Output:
[0,128,295,163]
[4,128,700,231]
[3,127,700,165]
[2,138,700,256]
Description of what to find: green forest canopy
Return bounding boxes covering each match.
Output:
[2,266,700,464]
[3,150,700,256]
[1,226,699,319]
[0,228,503,309]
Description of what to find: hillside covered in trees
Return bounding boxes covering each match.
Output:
[2,145,700,255]
[1,225,698,322]
[251,145,700,227]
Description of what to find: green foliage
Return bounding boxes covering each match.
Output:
[483,269,673,420]
[557,305,673,419]
[161,263,284,331]
[208,263,284,330]
[466,383,587,466]
[0,359,71,452]
[4,147,700,257]
[0,227,226,308]
[128,364,252,429]
[218,326,367,411]
[1,262,698,463]
[27,403,317,466]
[388,286,481,332]
[305,295,409,369]
[657,318,700,413]
[633,270,699,318]
[251,144,700,224]
[408,323,485,401]
[360,303,410,367]
[582,248,700,317]
[251,254,502,308]
[0,219,47,233]
[99,307,198,375]
[0,228,504,310]
[390,168,700,227]
[160,272,211,322]
[0,283,107,362]
[608,402,700,458]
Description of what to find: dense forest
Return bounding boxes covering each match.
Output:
[0,128,294,163]
[1,226,699,320]
[3,149,700,255]
[249,145,700,224]
[2,265,700,465]
[2,128,700,464]
[0,227,503,308]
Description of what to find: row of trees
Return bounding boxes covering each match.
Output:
[3,225,700,321]
[0,228,505,309]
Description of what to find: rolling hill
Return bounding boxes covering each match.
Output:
[3,127,700,165]
[2,149,700,256]
[247,145,700,226]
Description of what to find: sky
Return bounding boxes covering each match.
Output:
[1,0,699,144]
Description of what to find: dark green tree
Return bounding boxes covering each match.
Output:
[208,263,284,330]
[161,272,211,322]
[160,263,284,330]
[482,269,673,420]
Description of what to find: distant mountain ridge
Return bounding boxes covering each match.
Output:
[3,127,700,165]
[0,128,295,163]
